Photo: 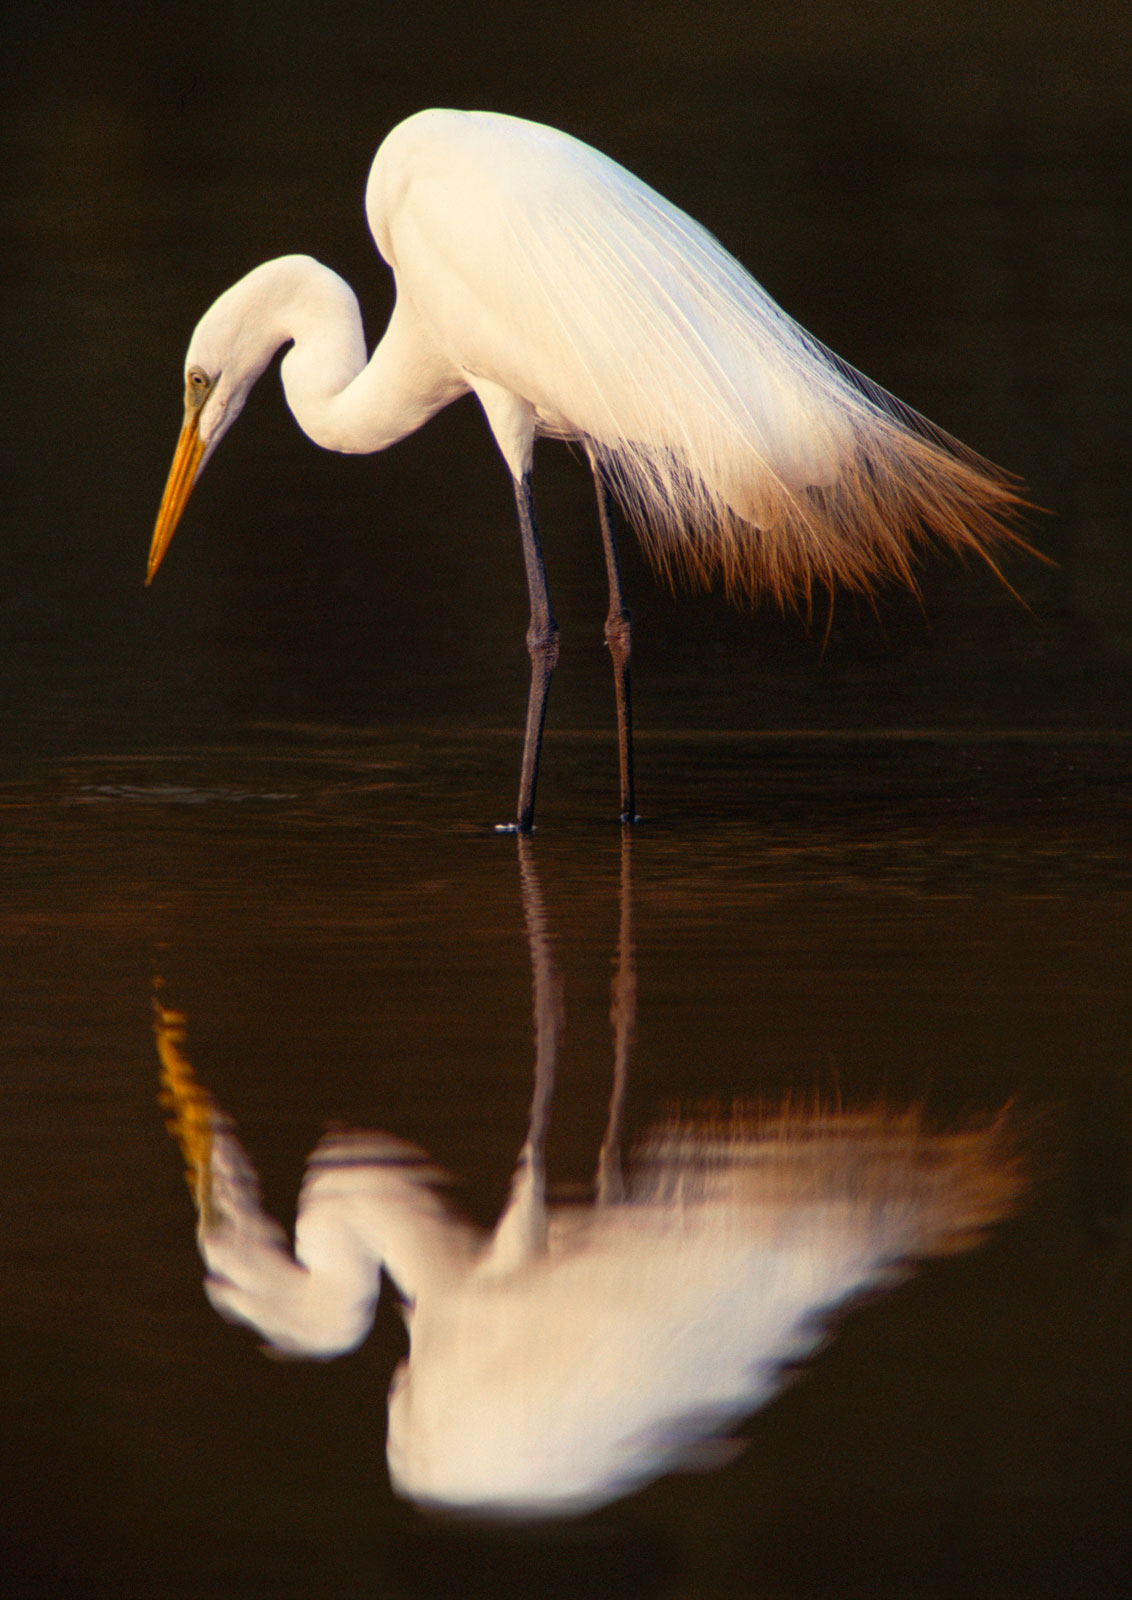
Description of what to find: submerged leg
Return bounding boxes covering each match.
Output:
[591,462,637,824]
[500,473,559,834]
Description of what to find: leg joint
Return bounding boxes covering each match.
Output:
[527,618,560,670]
[604,611,631,661]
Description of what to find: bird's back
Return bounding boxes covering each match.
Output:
[366,110,1024,604]
[366,110,845,483]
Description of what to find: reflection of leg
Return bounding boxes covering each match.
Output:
[482,837,561,1273]
[506,474,559,833]
[518,836,562,1173]
[597,831,636,1204]
[590,459,637,823]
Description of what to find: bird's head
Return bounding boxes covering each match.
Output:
[146,263,296,584]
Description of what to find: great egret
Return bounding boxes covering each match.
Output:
[158,838,1020,1517]
[148,110,1029,828]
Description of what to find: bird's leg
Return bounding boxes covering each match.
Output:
[591,463,637,824]
[502,473,559,834]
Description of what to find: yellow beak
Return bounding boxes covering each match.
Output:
[147,409,206,585]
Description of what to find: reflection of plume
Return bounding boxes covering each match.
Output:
[159,1009,1019,1516]
[632,1105,1020,1263]
[157,839,1020,1518]
[385,1103,1019,1516]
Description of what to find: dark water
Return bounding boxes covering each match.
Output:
[3,3,1131,1596]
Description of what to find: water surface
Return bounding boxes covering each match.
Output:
[4,733,1131,1596]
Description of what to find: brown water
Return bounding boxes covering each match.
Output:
[3,3,1131,1596]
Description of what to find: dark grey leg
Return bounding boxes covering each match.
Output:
[591,463,637,823]
[500,473,559,834]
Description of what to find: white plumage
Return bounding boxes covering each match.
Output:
[150,110,1027,827]
[367,111,1020,599]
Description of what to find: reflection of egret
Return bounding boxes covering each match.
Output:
[159,839,1020,1517]
[148,109,1029,831]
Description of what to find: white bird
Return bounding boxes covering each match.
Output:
[157,840,1020,1518]
[149,110,1028,830]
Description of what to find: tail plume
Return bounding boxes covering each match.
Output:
[590,361,1031,608]
[500,131,1033,606]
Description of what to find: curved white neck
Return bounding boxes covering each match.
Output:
[192,255,467,461]
[255,256,466,456]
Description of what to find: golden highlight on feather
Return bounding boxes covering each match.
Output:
[622,427,1027,608]
[630,1099,1023,1260]
[489,126,1032,608]
[582,364,1032,609]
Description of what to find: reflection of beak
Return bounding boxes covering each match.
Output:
[147,409,205,585]
[153,991,219,1228]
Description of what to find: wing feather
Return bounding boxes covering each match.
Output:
[376,111,1028,603]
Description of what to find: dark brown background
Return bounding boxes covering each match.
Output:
[2,4,1129,1596]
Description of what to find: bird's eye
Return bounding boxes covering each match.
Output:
[184,366,214,409]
